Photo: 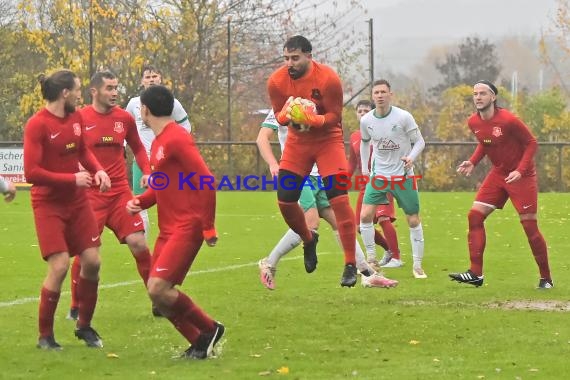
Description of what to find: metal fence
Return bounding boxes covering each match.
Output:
[3,141,569,192]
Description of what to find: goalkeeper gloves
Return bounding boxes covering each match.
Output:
[276,96,294,126]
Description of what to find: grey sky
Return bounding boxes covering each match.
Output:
[362,0,560,72]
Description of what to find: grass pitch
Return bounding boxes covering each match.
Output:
[1,191,569,379]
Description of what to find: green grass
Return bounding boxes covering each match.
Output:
[1,191,570,379]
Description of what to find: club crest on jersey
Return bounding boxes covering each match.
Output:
[73,123,81,136]
[492,127,502,137]
[155,146,165,162]
[114,122,124,134]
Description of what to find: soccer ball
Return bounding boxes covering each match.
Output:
[289,97,316,132]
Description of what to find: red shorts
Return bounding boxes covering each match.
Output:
[32,194,101,260]
[355,186,396,223]
[87,186,144,243]
[280,137,348,177]
[475,170,538,214]
[150,228,204,285]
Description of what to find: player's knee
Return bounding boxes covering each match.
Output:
[147,278,167,302]
[277,170,303,202]
[49,259,70,281]
[323,175,348,200]
[468,209,486,229]
[126,232,148,253]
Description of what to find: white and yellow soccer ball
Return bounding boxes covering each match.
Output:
[288,97,316,132]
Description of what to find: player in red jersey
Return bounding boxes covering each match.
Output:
[450,80,553,289]
[347,100,402,269]
[267,35,358,287]
[24,69,111,350]
[65,71,153,320]
[126,85,224,359]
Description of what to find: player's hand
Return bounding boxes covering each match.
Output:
[505,170,522,184]
[126,197,142,215]
[75,171,93,188]
[94,170,111,192]
[3,182,16,202]
[401,156,413,170]
[203,228,218,247]
[456,161,474,176]
[276,96,294,125]
[290,99,324,128]
[140,174,149,189]
[269,163,280,178]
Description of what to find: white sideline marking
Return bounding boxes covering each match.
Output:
[0,252,334,308]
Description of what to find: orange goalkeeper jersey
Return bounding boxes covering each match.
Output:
[267,61,344,143]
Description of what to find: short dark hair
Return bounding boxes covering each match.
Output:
[90,70,117,89]
[38,70,77,101]
[356,100,373,109]
[140,85,174,117]
[372,79,391,89]
[141,64,161,78]
[284,35,312,53]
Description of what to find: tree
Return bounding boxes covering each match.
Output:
[433,37,501,93]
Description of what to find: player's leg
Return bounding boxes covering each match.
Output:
[38,252,69,350]
[355,186,389,266]
[390,178,426,278]
[377,192,401,266]
[67,256,81,320]
[132,161,150,238]
[147,233,224,359]
[449,173,502,286]
[67,200,103,347]
[32,203,69,349]
[508,177,552,288]
[259,187,320,290]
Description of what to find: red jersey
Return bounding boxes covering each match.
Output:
[267,61,344,143]
[468,108,537,177]
[80,105,150,189]
[138,122,215,236]
[347,130,373,176]
[24,108,103,202]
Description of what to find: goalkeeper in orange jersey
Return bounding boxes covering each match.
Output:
[267,35,358,287]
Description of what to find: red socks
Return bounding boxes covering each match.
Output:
[379,219,400,260]
[521,219,551,281]
[467,209,487,276]
[329,195,356,265]
[167,291,215,345]
[77,277,98,329]
[133,249,152,286]
[278,201,312,242]
[38,287,60,338]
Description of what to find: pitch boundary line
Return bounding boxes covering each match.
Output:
[0,252,334,308]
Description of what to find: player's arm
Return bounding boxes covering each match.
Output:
[267,77,293,126]
[125,116,151,187]
[512,117,537,174]
[359,120,372,176]
[174,135,217,245]
[318,73,344,128]
[347,135,358,177]
[23,120,76,186]
[124,98,136,117]
[172,99,192,132]
[78,131,110,191]
[133,186,156,211]
[256,113,280,177]
[402,120,425,170]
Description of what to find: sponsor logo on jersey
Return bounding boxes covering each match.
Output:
[101,136,114,143]
[492,127,503,137]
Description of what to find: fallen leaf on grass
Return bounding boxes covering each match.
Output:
[529,368,539,372]
[258,371,271,376]
[277,366,289,374]
[433,358,440,362]
[409,340,420,345]
[250,354,262,358]
[106,353,119,359]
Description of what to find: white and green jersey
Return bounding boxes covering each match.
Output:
[262,110,319,177]
[125,96,192,155]
[360,105,424,177]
